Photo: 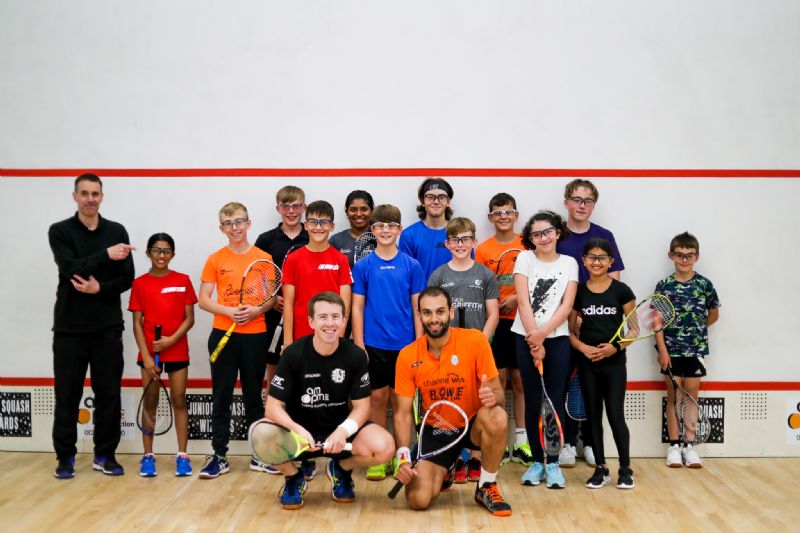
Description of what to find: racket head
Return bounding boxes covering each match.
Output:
[539,394,564,457]
[353,232,377,263]
[416,400,470,461]
[565,370,587,421]
[240,259,282,307]
[677,388,711,445]
[617,294,675,342]
[249,420,308,464]
[136,378,173,436]
[495,247,522,285]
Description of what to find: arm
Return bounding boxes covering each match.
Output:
[48,224,112,277]
[707,307,720,327]
[340,284,352,330]
[514,272,545,360]
[351,293,366,350]
[282,284,296,347]
[482,298,500,339]
[411,293,422,338]
[593,299,636,361]
[264,396,316,449]
[323,396,370,454]
[153,304,195,353]
[655,330,670,370]
[535,280,578,339]
[131,311,158,375]
[393,394,417,485]
[198,281,235,319]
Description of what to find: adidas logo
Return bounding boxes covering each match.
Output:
[582,305,616,316]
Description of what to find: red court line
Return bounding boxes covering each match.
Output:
[2,168,800,178]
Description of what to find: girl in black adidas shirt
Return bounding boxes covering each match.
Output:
[568,239,636,490]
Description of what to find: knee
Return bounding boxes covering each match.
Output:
[479,406,508,434]
[171,396,187,412]
[406,490,433,511]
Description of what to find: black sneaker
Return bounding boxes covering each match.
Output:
[617,467,635,489]
[474,481,512,517]
[93,456,124,476]
[55,456,75,479]
[585,466,610,489]
[441,461,456,492]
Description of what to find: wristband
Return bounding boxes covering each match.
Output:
[396,446,411,465]
[338,418,359,438]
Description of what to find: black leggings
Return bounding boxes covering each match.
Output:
[579,360,630,468]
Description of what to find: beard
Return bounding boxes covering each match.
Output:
[422,319,450,339]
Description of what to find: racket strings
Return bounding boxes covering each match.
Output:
[678,392,711,445]
[353,232,377,262]
[622,296,675,340]
[241,263,282,305]
[137,381,172,435]
[418,405,467,456]
[539,400,562,456]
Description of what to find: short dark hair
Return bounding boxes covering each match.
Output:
[344,190,374,210]
[74,173,102,191]
[416,177,454,221]
[582,238,613,258]
[308,291,346,317]
[146,232,176,252]
[520,210,570,250]
[670,231,700,253]
[418,286,452,310]
[306,200,335,221]
[489,192,516,211]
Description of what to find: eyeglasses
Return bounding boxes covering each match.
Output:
[584,254,610,264]
[305,218,333,229]
[489,209,518,218]
[220,218,248,229]
[423,193,449,203]
[370,222,401,231]
[277,202,305,211]
[149,247,173,256]
[569,196,596,207]
[446,236,475,246]
[530,227,557,240]
[671,252,697,261]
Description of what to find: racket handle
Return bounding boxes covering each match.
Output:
[388,479,404,499]
[154,325,162,368]
[535,360,544,375]
[209,323,236,363]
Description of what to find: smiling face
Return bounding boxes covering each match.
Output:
[419,293,454,339]
[309,300,346,344]
[346,198,373,233]
[445,231,476,261]
[304,210,334,244]
[276,196,306,229]
[147,240,174,272]
[73,179,103,219]
[669,246,699,277]
[371,220,402,246]
[582,247,613,277]
[487,203,519,233]
[563,185,596,225]
[529,220,560,255]
[219,209,251,245]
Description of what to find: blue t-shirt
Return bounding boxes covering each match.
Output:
[398,221,451,279]
[352,251,427,350]
[556,223,625,283]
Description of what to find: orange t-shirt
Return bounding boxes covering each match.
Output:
[200,246,274,334]
[475,235,524,320]
[395,328,499,425]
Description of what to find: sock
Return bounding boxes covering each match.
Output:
[514,428,526,447]
[177,452,188,458]
[144,453,154,458]
[478,467,497,486]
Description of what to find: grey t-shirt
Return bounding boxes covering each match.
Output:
[329,229,357,267]
[428,262,500,331]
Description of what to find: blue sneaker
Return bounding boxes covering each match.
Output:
[199,454,230,479]
[279,471,308,510]
[176,455,192,477]
[300,459,316,481]
[521,462,545,486]
[250,455,280,474]
[93,456,124,476]
[326,460,355,503]
[54,456,75,479]
[545,462,566,489]
[139,454,157,477]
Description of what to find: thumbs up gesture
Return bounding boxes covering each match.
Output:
[478,373,496,408]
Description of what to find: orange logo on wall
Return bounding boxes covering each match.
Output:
[78,397,94,425]
[789,402,800,430]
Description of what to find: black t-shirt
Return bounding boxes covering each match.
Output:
[573,279,636,365]
[268,335,370,438]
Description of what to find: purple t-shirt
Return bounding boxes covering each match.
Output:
[556,223,625,283]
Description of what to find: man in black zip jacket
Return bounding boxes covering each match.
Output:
[48,173,135,479]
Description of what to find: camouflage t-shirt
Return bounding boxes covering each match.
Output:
[655,273,720,358]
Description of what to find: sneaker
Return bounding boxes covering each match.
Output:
[666,444,683,468]
[326,460,355,503]
[474,481,513,517]
[279,471,308,510]
[176,455,192,477]
[545,462,566,489]
[617,467,635,489]
[139,454,156,477]
[585,466,610,489]
[583,445,596,467]
[511,442,534,466]
[501,447,511,465]
[453,457,468,484]
[441,461,456,492]
[199,454,230,479]
[300,459,316,480]
[54,456,75,479]
[366,463,386,481]
[558,444,577,468]
[466,457,482,482]
[521,462,545,486]
[682,445,703,469]
[389,456,398,478]
[93,456,124,476]
[250,455,280,474]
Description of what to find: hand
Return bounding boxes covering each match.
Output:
[590,343,617,362]
[324,426,349,454]
[274,295,284,313]
[658,350,671,371]
[530,343,545,362]
[498,295,518,316]
[395,461,417,485]
[152,335,174,353]
[525,329,544,350]
[107,243,135,261]
[295,426,319,452]
[231,305,259,325]
[477,374,496,407]
[142,355,160,378]
[70,274,100,294]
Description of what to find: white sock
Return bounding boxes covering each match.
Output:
[514,428,527,447]
[478,467,497,486]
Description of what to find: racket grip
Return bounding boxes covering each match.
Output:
[154,325,162,368]
[209,323,236,363]
[388,479,404,499]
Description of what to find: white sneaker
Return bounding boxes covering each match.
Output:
[666,444,683,468]
[682,445,703,469]
[558,444,577,467]
[583,445,596,467]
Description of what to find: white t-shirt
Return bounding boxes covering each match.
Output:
[510,251,578,339]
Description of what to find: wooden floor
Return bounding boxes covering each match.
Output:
[1,452,798,532]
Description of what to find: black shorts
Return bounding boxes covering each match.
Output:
[490,318,517,370]
[137,360,190,373]
[366,346,400,389]
[415,416,479,470]
[295,420,374,461]
[661,356,707,378]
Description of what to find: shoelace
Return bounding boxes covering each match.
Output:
[483,483,505,503]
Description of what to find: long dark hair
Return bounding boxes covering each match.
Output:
[520,210,570,250]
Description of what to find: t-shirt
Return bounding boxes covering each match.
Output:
[510,252,578,339]
[475,235,524,320]
[268,336,371,438]
[655,273,720,358]
[573,279,636,365]
[396,328,499,426]
[282,246,353,340]
[428,262,500,331]
[128,270,198,362]
[200,246,274,334]
[352,251,427,350]
[556,223,625,284]
[328,229,358,268]
[398,221,451,279]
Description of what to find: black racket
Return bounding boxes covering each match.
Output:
[667,368,711,445]
[565,369,587,422]
[353,232,377,263]
[268,244,303,354]
[136,325,173,436]
[536,361,564,457]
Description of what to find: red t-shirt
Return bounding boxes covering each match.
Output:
[128,270,198,362]
[282,246,352,340]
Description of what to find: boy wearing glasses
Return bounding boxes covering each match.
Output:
[351,204,426,481]
[428,217,499,483]
[655,232,720,468]
[198,202,276,478]
[399,177,456,278]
